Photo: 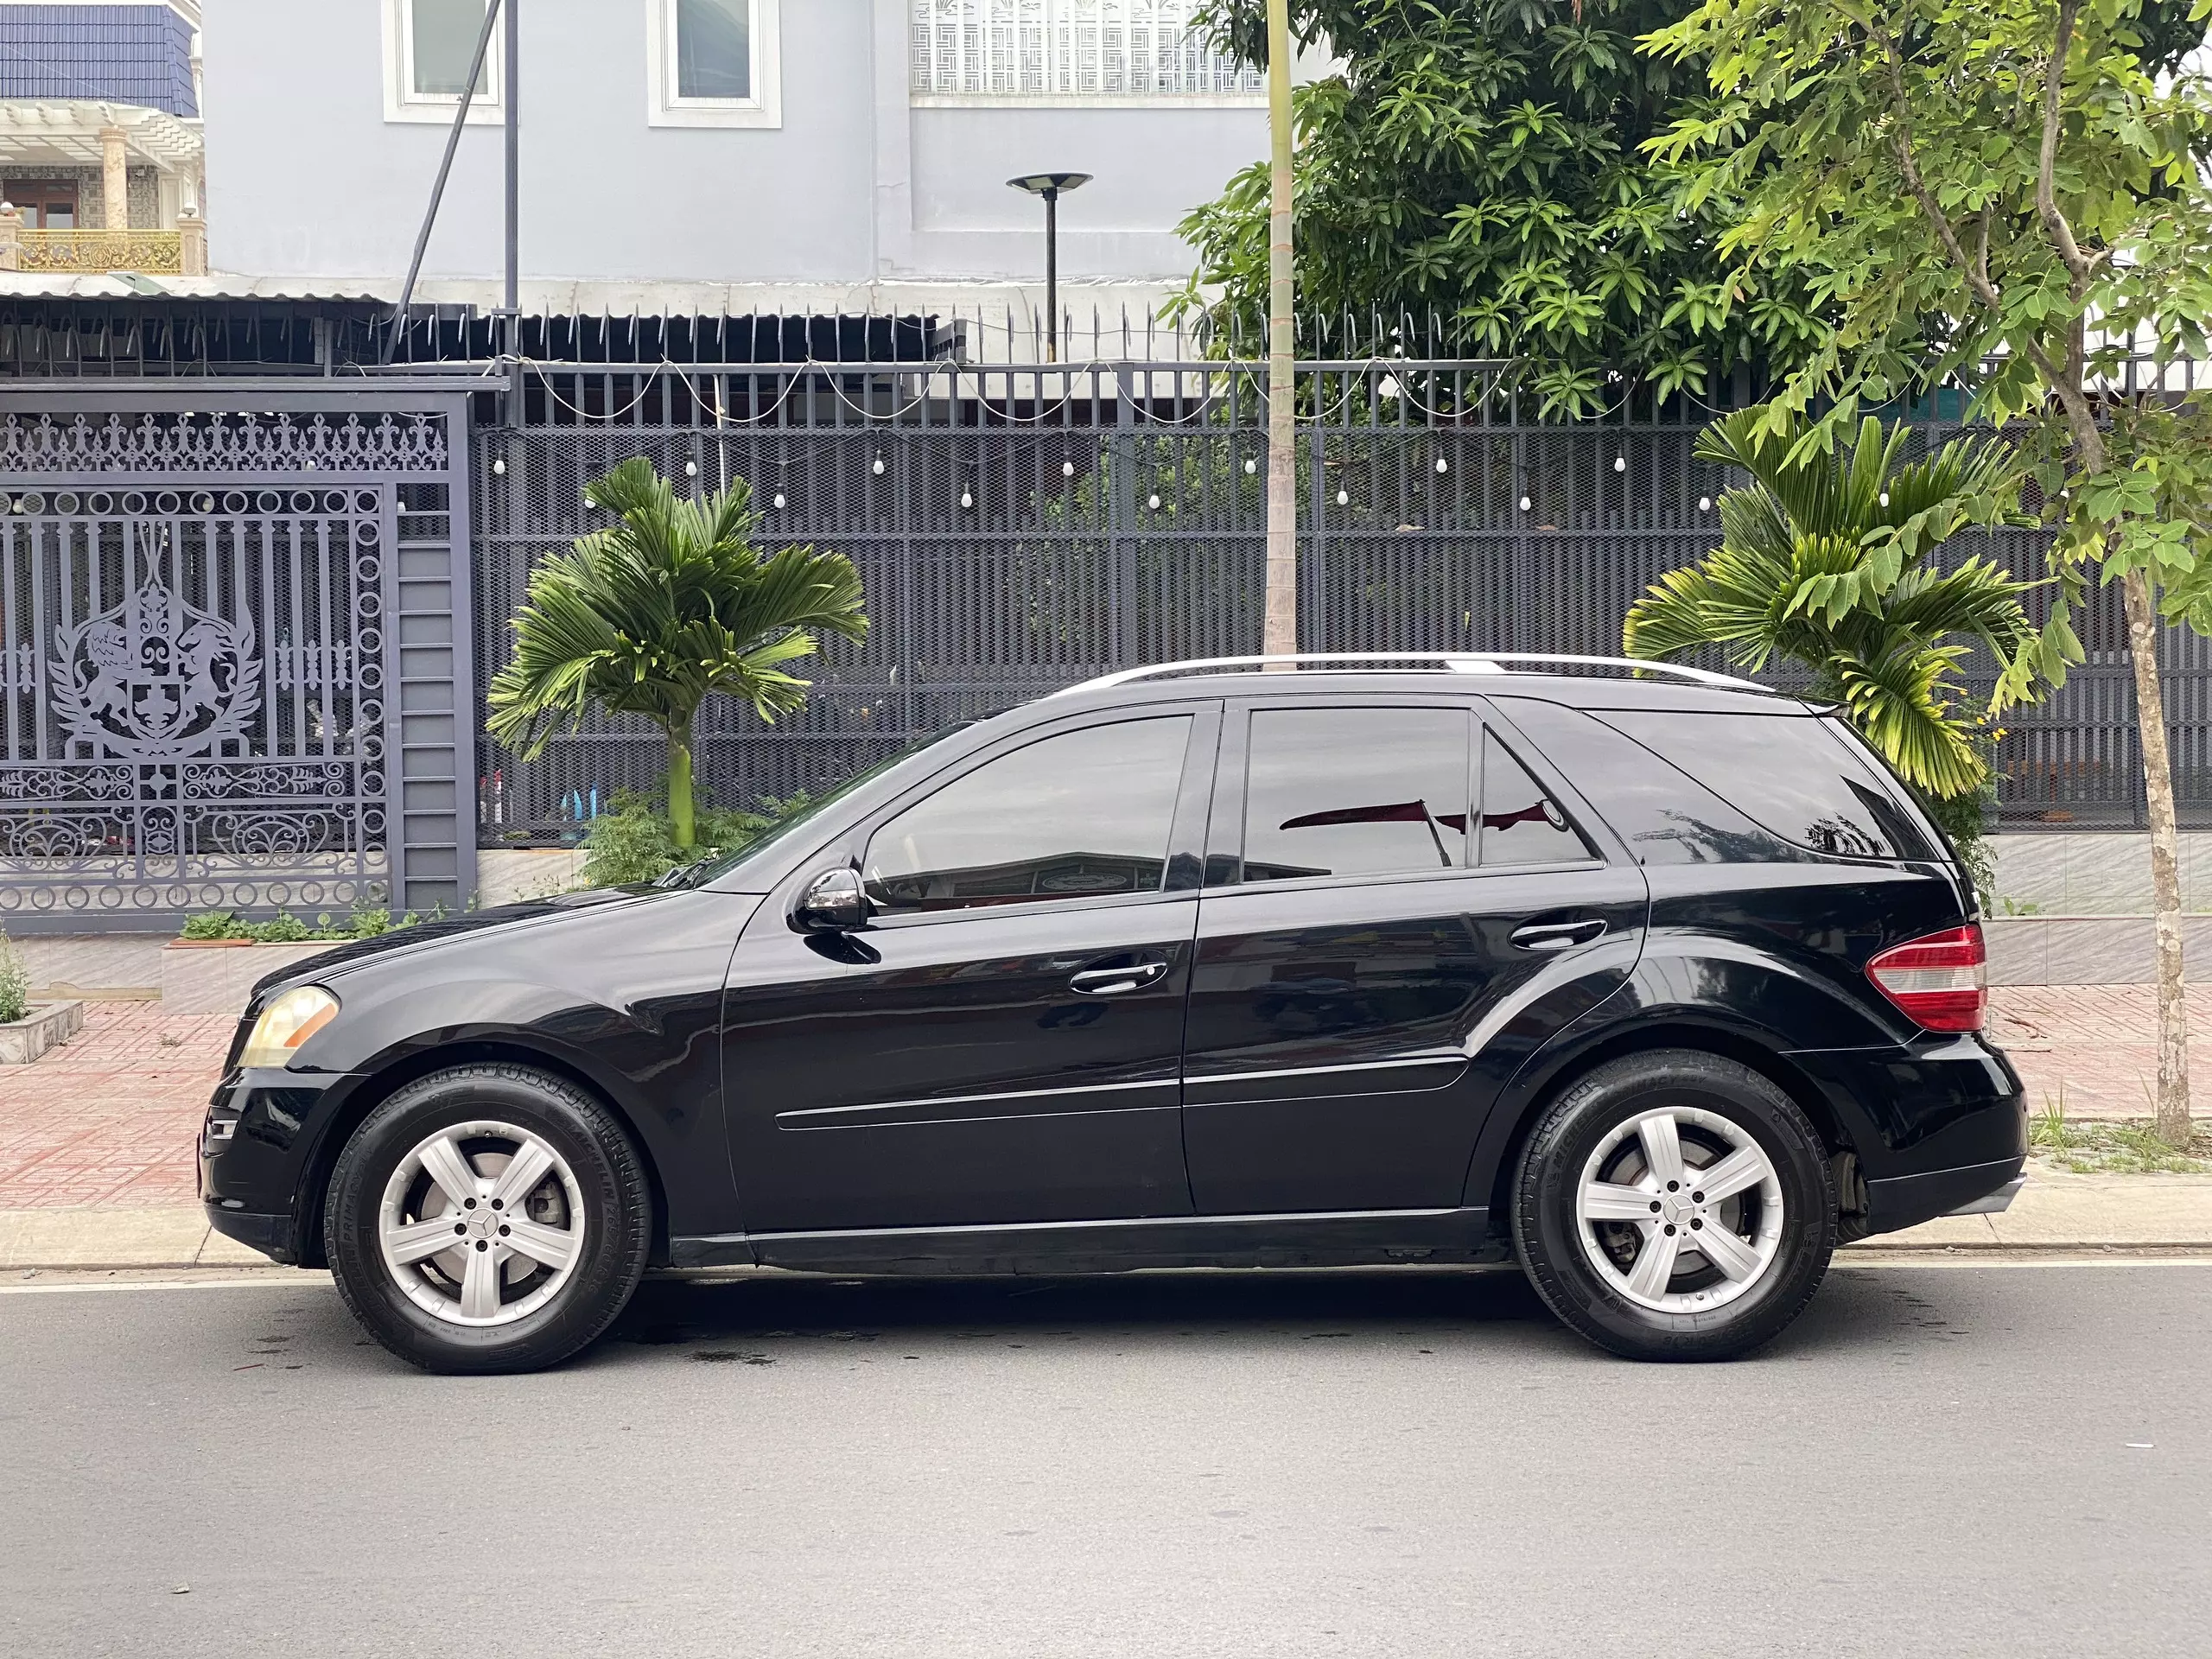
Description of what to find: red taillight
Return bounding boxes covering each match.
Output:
[1866,924,1986,1033]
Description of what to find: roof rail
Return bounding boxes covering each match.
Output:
[1047,652,1768,699]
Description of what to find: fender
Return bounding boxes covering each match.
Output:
[270,888,760,1243]
[1457,936,1908,1218]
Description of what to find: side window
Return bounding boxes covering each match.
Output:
[1242,708,1471,881]
[863,717,1191,913]
[1478,732,1592,866]
[1490,697,1793,866]
[1599,710,1932,861]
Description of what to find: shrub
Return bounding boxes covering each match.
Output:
[0,931,29,1025]
[578,788,816,888]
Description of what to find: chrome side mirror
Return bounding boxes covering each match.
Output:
[792,867,868,933]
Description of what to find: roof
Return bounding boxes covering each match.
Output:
[0,5,196,117]
[0,272,1205,343]
[0,97,201,169]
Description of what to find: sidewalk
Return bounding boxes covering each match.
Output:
[3,992,2211,1270]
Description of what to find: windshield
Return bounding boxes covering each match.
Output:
[664,719,986,889]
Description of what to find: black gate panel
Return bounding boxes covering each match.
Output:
[0,388,474,933]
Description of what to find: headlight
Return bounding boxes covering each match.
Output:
[240,986,340,1070]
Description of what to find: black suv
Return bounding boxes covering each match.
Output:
[201,655,2026,1372]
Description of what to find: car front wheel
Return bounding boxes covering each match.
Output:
[1511,1049,1837,1361]
[325,1064,652,1373]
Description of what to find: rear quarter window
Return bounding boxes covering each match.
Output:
[1596,709,1937,862]
[1488,697,1798,866]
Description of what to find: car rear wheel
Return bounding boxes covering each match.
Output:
[1511,1049,1837,1361]
[325,1065,652,1374]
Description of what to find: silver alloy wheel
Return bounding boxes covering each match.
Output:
[1573,1105,1784,1314]
[377,1120,586,1328]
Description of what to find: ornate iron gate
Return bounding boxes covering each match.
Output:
[0,385,475,934]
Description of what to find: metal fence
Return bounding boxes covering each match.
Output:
[473,352,2212,848]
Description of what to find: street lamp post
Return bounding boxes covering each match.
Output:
[1006,172,1091,362]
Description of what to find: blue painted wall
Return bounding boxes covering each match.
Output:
[0,4,195,116]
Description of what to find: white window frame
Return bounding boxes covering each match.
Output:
[647,0,782,130]
[909,0,1265,108]
[382,0,505,126]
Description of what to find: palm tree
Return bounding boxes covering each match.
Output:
[486,458,868,851]
[1624,408,2046,801]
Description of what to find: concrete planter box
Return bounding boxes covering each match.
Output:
[0,999,85,1065]
[161,941,339,1016]
[1982,914,2212,985]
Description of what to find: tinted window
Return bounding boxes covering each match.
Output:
[864,717,1191,912]
[1599,710,1932,861]
[1489,697,1798,867]
[1243,708,1471,881]
[1479,733,1591,865]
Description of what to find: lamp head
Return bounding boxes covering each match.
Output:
[1006,172,1093,199]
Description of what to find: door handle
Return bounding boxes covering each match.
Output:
[1510,918,1607,952]
[1069,958,1169,995]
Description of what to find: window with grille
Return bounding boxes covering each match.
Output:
[911,1,1263,99]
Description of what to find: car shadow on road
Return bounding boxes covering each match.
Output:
[583,1259,1931,1370]
[607,1265,1559,1354]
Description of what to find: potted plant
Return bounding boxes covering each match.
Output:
[0,928,83,1065]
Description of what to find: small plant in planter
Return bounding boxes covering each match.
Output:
[0,930,30,1026]
[0,926,84,1064]
[175,900,423,945]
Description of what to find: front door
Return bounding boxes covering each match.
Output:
[722,706,1217,1233]
[1182,699,1646,1213]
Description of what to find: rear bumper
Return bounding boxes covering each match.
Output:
[1865,1155,2027,1234]
[1788,1033,2028,1236]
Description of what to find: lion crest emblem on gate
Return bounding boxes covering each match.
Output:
[52,563,261,760]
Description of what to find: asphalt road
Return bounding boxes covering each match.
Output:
[3,1259,2208,1658]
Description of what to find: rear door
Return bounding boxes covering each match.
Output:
[1180,697,1647,1214]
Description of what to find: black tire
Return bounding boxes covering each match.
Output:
[325,1064,652,1374]
[1510,1049,1837,1362]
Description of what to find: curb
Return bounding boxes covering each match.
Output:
[8,1174,2212,1274]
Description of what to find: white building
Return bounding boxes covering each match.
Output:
[200,1,1274,318]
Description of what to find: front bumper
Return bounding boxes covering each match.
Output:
[198,1066,359,1266]
[204,1202,297,1262]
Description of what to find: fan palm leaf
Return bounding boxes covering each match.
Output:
[1625,408,2048,800]
[486,457,869,850]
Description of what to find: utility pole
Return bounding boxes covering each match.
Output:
[1262,0,1295,661]
[503,0,521,373]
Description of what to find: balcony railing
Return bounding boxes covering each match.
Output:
[0,226,204,276]
[911,0,1264,98]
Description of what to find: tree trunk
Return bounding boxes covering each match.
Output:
[1262,0,1297,664]
[666,721,697,852]
[2120,566,2192,1146]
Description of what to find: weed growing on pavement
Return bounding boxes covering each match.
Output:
[2030,1088,2211,1173]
